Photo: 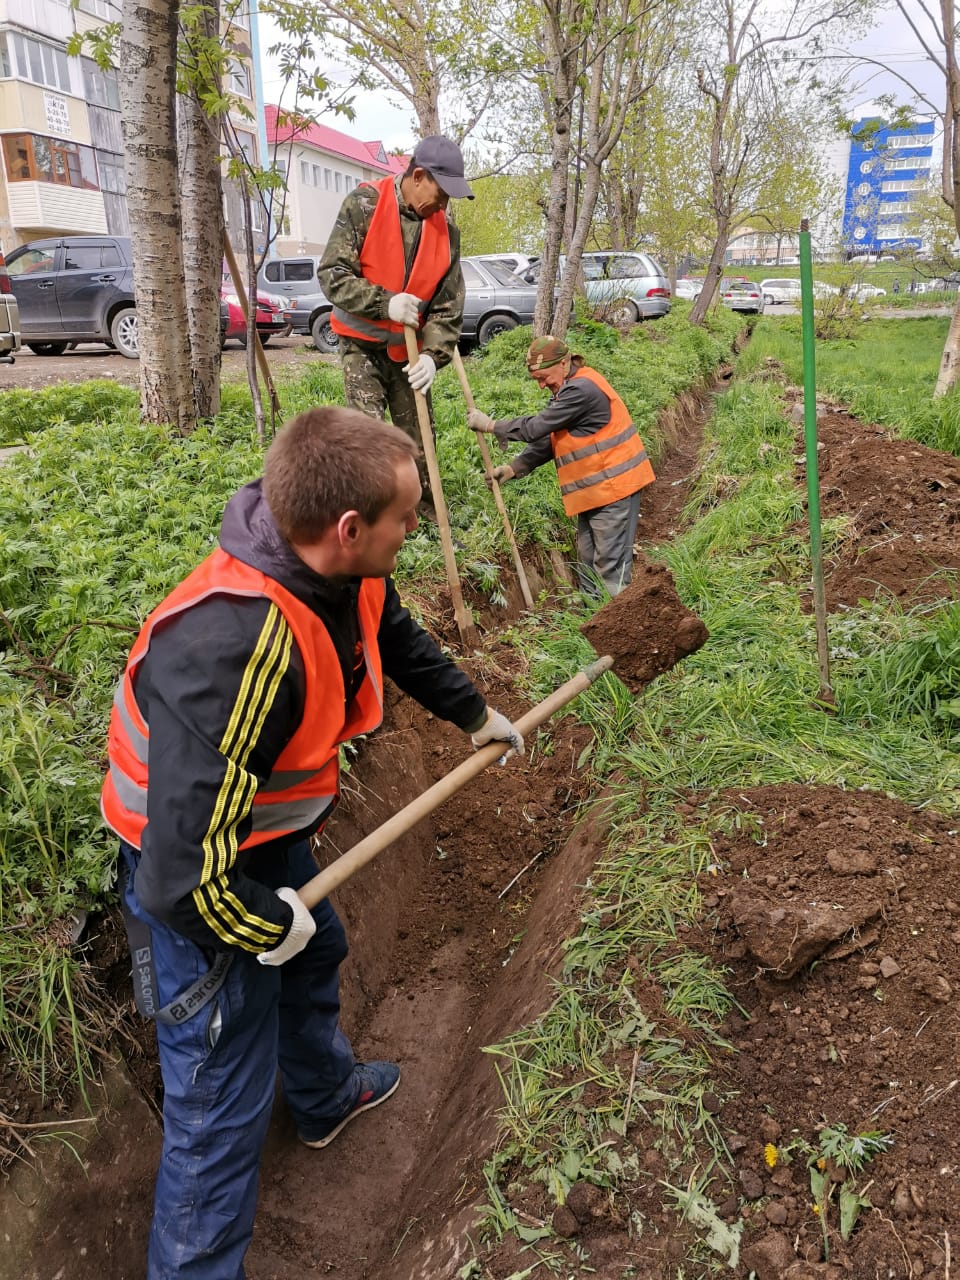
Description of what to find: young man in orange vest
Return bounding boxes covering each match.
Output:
[102,407,522,1279]
[468,336,656,596]
[319,136,472,508]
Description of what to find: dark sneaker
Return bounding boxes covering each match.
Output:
[299,1061,400,1150]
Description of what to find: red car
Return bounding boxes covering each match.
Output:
[220,284,291,347]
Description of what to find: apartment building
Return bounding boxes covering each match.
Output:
[0,0,265,255]
[0,0,126,250]
[842,114,936,254]
[265,104,406,257]
[726,228,800,267]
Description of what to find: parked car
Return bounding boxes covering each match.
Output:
[460,256,542,345]
[471,252,539,277]
[673,277,703,301]
[521,251,671,322]
[258,256,338,353]
[0,249,21,363]
[720,280,765,314]
[220,283,291,347]
[5,235,138,357]
[760,278,802,305]
[849,283,887,301]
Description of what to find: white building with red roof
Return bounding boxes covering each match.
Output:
[265,105,407,256]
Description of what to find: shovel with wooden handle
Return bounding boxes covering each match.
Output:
[295,547,710,910]
[298,656,614,909]
[403,325,478,649]
[451,348,535,610]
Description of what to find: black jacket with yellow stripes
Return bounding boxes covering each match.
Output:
[131,480,487,954]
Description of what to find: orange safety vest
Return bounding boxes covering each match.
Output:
[551,367,656,516]
[101,549,386,851]
[331,176,452,361]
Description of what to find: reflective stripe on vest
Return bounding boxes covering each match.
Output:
[330,176,452,361]
[101,551,386,851]
[551,366,656,516]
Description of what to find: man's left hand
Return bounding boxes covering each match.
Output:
[470,707,525,762]
[467,409,495,434]
[404,353,436,394]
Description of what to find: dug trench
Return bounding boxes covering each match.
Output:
[4,364,960,1280]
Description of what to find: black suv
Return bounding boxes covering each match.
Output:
[5,235,138,358]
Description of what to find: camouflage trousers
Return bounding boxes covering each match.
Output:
[339,340,434,501]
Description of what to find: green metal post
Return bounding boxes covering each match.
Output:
[798,219,835,706]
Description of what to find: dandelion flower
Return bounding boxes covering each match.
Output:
[763,1143,778,1169]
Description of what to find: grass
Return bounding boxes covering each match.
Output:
[742,314,960,455]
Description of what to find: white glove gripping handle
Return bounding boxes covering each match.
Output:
[406,353,436,393]
[388,292,421,326]
[470,707,525,760]
[257,887,317,966]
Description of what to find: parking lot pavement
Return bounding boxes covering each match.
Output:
[0,335,323,392]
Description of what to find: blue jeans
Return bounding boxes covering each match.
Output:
[575,489,642,597]
[120,840,359,1279]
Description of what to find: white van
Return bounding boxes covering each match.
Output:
[258,257,336,352]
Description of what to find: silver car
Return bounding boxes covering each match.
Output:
[259,256,338,353]
[720,280,765,314]
[460,256,540,346]
[520,251,671,323]
[580,251,672,322]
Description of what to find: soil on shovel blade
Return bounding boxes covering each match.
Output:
[4,375,960,1280]
[580,552,709,692]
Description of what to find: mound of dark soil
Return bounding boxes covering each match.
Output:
[693,783,960,1279]
[793,405,960,609]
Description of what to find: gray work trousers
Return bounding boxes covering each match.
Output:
[575,490,642,597]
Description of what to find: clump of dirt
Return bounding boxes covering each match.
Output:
[579,552,709,692]
[792,405,960,608]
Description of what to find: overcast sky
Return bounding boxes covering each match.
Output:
[845,3,944,115]
[256,2,948,153]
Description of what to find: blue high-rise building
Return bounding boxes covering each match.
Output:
[842,116,935,255]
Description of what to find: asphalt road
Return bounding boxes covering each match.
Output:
[0,334,321,391]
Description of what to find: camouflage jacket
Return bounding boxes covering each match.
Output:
[318,176,464,368]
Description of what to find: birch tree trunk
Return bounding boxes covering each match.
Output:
[551,0,667,338]
[178,1,224,420]
[534,0,580,335]
[935,292,960,396]
[120,0,195,432]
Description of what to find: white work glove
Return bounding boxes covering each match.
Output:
[470,707,525,762]
[485,464,516,491]
[257,887,317,966]
[468,408,495,434]
[404,352,437,394]
[387,292,422,326]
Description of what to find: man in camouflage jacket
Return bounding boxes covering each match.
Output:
[319,136,472,507]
